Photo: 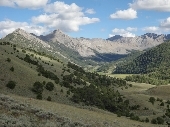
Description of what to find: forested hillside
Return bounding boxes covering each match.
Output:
[114,41,170,85]
[97,50,142,73]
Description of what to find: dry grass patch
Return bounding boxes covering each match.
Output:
[9,93,167,127]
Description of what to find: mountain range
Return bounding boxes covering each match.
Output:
[39,30,170,57]
[2,28,170,65]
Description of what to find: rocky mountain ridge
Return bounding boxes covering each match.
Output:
[13,28,51,49]
[2,28,170,59]
[40,30,170,57]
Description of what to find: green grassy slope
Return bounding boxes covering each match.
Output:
[0,41,73,104]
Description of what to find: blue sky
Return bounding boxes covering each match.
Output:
[1,0,170,39]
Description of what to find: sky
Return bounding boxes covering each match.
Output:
[1,0,170,39]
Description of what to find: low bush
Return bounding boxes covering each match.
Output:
[45,82,54,91]
[10,66,14,72]
[32,81,44,94]
[47,96,51,101]
[6,81,16,89]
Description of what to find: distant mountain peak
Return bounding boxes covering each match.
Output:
[6,28,51,49]
[141,33,163,39]
[52,29,65,34]
[107,35,123,41]
[14,28,27,34]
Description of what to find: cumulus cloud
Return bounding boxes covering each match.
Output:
[32,1,100,32]
[110,8,137,20]
[0,1,100,37]
[126,27,137,32]
[142,26,160,33]
[0,20,47,38]
[44,2,82,14]
[160,17,170,28]
[130,0,170,12]
[85,9,96,14]
[142,17,170,34]
[109,28,136,37]
[0,0,49,9]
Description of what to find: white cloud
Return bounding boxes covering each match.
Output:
[110,8,137,20]
[0,20,47,38]
[109,28,136,37]
[32,1,100,32]
[85,9,96,14]
[126,27,137,31]
[130,0,170,12]
[0,1,100,37]
[142,26,160,33]
[160,17,170,28]
[0,0,49,9]
[44,1,82,14]
[142,17,170,34]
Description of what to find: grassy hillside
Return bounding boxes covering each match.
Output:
[0,41,73,104]
[0,93,167,127]
[0,41,133,114]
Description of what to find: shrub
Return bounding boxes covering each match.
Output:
[67,90,70,95]
[130,115,140,121]
[6,81,16,89]
[145,117,149,123]
[47,96,51,101]
[32,81,44,94]
[160,102,164,106]
[43,81,46,85]
[55,78,60,84]
[157,117,164,124]
[22,50,26,53]
[151,117,164,124]
[6,58,11,62]
[151,118,157,124]
[149,97,156,105]
[36,94,42,100]
[10,66,14,72]
[117,113,121,117]
[45,82,54,91]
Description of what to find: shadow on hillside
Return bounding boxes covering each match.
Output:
[86,53,128,62]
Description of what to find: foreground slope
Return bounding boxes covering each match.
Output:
[0,93,167,127]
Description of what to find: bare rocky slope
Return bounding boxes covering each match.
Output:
[40,30,170,57]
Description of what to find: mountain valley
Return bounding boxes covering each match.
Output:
[1,29,170,126]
